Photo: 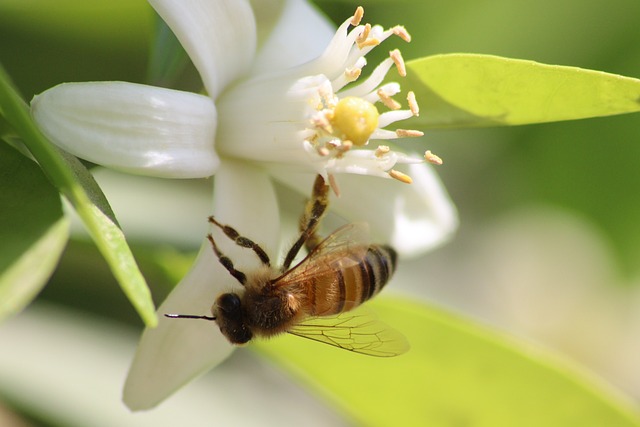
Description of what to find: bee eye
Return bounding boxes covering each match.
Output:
[217,293,242,317]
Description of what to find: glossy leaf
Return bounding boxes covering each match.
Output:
[407,54,640,129]
[255,297,640,427]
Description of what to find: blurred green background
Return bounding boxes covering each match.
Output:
[2,0,640,425]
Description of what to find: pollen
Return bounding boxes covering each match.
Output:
[351,6,364,26]
[392,26,412,43]
[356,23,372,48]
[389,169,413,184]
[345,67,362,82]
[375,145,390,157]
[407,91,419,116]
[389,49,406,77]
[330,96,380,146]
[424,150,443,165]
[378,89,401,110]
[396,129,424,138]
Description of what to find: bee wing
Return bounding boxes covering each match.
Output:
[275,223,370,287]
[287,308,409,357]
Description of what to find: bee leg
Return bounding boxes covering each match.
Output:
[301,175,330,253]
[282,174,330,271]
[207,233,247,285]
[208,216,271,266]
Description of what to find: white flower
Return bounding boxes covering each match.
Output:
[30,0,457,409]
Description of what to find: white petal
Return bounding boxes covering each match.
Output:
[250,0,336,74]
[150,0,256,98]
[271,163,458,257]
[123,161,280,410]
[31,82,219,178]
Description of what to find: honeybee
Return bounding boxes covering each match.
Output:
[166,175,408,357]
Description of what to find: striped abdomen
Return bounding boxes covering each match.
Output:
[307,244,397,316]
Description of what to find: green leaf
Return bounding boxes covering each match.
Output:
[0,143,69,322]
[255,297,640,427]
[406,54,640,129]
[0,64,157,327]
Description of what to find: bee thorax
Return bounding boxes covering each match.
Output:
[244,288,302,337]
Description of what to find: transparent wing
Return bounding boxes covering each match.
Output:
[287,308,409,357]
[274,223,370,289]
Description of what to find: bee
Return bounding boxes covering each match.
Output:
[166,175,408,357]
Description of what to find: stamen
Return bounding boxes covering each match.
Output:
[351,6,364,26]
[328,173,341,197]
[307,12,367,78]
[392,26,412,43]
[312,114,333,134]
[389,49,407,77]
[396,129,424,138]
[318,146,330,156]
[389,169,413,184]
[344,25,385,67]
[338,139,353,153]
[331,57,366,91]
[378,110,414,128]
[407,91,419,116]
[370,129,400,140]
[338,140,353,154]
[356,23,372,48]
[375,145,390,157]
[425,150,443,165]
[377,89,401,110]
[345,67,362,81]
[358,35,381,49]
[338,57,394,98]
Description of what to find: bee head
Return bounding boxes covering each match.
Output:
[213,292,253,344]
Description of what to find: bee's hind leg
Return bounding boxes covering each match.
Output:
[281,174,330,271]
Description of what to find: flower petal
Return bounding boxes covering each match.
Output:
[31,82,219,178]
[123,160,280,410]
[250,0,336,74]
[149,0,256,98]
[271,163,458,257]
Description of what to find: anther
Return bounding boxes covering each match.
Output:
[392,26,412,43]
[378,89,401,110]
[338,140,353,153]
[313,114,333,134]
[407,91,419,116]
[345,67,362,82]
[375,145,390,157]
[424,150,443,165]
[396,129,424,138]
[351,6,364,26]
[359,36,381,49]
[389,49,406,77]
[356,23,372,48]
[389,169,413,184]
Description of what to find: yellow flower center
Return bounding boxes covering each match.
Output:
[330,96,379,146]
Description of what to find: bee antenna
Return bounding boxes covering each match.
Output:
[164,313,217,321]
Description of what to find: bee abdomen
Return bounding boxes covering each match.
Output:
[335,244,397,313]
[359,244,397,304]
[309,244,397,316]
